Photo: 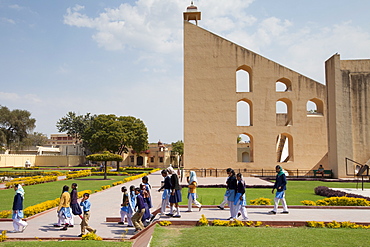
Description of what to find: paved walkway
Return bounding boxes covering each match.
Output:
[1,171,370,243]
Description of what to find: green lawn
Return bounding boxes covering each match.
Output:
[0,176,127,211]
[180,181,369,206]
[151,225,370,247]
[0,241,131,247]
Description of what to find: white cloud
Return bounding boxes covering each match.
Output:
[64,1,184,53]
[0,92,20,101]
[1,17,15,24]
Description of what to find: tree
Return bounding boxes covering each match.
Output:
[19,132,48,149]
[82,114,149,169]
[56,112,95,141]
[82,114,148,154]
[0,105,36,150]
[171,140,184,167]
[86,151,123,179]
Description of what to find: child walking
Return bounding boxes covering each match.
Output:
[158,169,171,215]
[70,183,83,225]
[232,173,248,220]
[9,184,28,233]
[269,165,289,214]
[217,168,232,210]
[119,186,133,226]
[131,187,146,233]
[141,176,153,209]
[167,166,182,218]
[186,171,202,212]
[78,193,96,237]
[58,185,73,230]
[227,169,237,220]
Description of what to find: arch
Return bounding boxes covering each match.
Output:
[237,133,253,162]
[276,133,293,162]
[307,98,324,116]
[276,77,292,92]
[276,98,292,126]
[237,99,253,126]
[236,65,252,92]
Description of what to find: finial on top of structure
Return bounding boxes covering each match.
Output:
[183,1,201,25]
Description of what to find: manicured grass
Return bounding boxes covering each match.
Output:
[0,240,131,246]
[180,181,370,206]
[0,176,128,211]
[151,225,370,247]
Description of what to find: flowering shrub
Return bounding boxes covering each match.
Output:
[101,185,111,190]
[24,198,60,217]
[307,221,370,229]
[66,170,91,179]
[249,197,272,205]
[212,220,263,227]
[112,181,124,186]
[212,220,230,226]
[315,186,370,202]
[198,214,209,226]
[91,172,129,176]
[307,221,325,228]
[81,232,102,241]
[159,221,172,226]
[0,230,7,242]
[229,219,245,227]
[77,190,92,198]
[5,176,58,188]
[301,200,317,206]
[0,210,11,218]
[303,197,370,206]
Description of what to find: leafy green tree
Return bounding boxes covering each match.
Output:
[21,132,48,147]
[171,140,184,167]
[56,112,95,141]
[82,114,149,155]
[0,105,36,150]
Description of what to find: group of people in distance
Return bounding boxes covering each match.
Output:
[119,176,154,233]
[217,165,289,218]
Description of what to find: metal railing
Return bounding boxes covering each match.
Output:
[180,168,328,178]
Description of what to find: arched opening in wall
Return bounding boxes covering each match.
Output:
[307,98,324,116]
[237,100,252,126]
[276,78,292,92]
[237,133,253,162]
[276,98,292,126]
[276,133,293,162]
[236,65,252,92]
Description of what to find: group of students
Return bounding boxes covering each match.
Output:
[158,167,203,218]
[217,165,289,218]
[119,176,154,233]
[55,183,96,237]
[217,168,249,220]
[9,182,95,237]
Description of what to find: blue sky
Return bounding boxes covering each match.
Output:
[1,0,370,143]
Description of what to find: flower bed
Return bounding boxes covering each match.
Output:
[307,221,370,229]
[301,196,370,206]
[315,186,370,201]
[5,176,58,188]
